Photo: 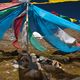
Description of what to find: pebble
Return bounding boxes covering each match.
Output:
[6,71,10,74]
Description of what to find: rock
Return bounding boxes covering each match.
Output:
[13,69,17,72]
[24,69,44,80]
[6,71,10,74]
[71,77,80,80]
[42,64,56,72]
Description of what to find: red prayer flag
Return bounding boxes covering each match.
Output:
[13,13,26,49]
[12,0,18,2]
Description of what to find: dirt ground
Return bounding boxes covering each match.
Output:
[0,39,80,80]
[0,28,80,80]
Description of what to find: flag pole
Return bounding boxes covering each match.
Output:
[26,0,33,63]
[19,0,33,68]
[26,0,29,53]
[18,1,33,77]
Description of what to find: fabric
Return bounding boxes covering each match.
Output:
[0,3,26,40]
[12,0,19,2]
[21,20,46,51]
[35,1,80,20]
[29,5,80,53]
[51,11,77,22]
[0,3,20,10]
[31,0,79,3]
[19,0,29,2]
[55,28,76,44]
[28,22,47,52]
[21,21,28,46]
[31,0,48,2]
[49,0,64,3]
[31,5,80,31]
[49,0,79,3]
[13,13,26,49]
[76,42,80,47]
